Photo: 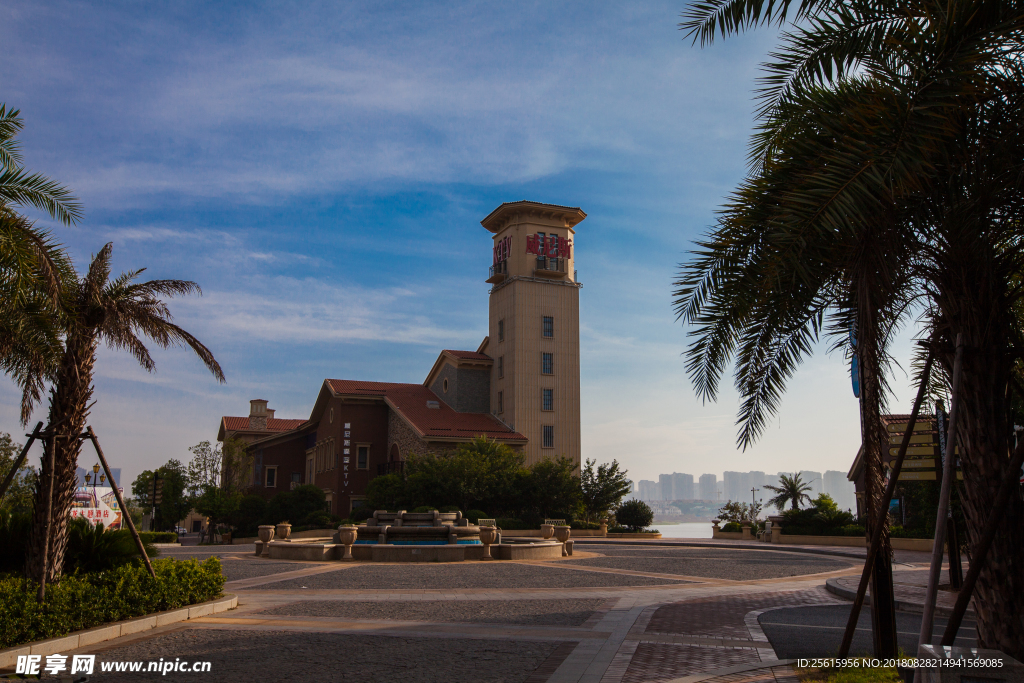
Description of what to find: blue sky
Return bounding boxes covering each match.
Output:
[0,1,922,490]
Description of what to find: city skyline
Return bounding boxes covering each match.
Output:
[635,468,857,512]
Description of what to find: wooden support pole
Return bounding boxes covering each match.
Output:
[941,435,1024,646]
[915,335,964,679]
[85,427,156,579]
[838,347,935,657]
[0,422,43,502]
[37,435,56,603]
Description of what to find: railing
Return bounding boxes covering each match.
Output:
[535,257,567,275]
[377,461,405,476]
[487,260,508,283]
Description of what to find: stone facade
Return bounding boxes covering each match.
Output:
[429,363,491,414]
[387,409,458,460]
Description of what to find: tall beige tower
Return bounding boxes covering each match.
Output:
[481,201,584,467]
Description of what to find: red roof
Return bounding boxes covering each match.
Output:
[327,379,525,442]
[221,416,306,432]
[443,349,492,361]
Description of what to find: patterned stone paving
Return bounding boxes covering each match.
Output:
[36,540,887,683]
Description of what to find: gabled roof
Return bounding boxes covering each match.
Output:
[422,349,492,388]
[218,415,307,441]
[326,378,525,443]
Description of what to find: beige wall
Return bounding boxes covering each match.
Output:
[487,206,583,468]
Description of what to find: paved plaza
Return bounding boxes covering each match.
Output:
[37,540,975,683]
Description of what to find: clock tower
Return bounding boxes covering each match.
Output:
[481,201,584,467]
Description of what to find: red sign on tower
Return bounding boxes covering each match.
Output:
[525,234,571,258]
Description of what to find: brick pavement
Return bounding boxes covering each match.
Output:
[43,541,868,683]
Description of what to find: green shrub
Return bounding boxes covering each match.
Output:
[1,515,159,575]
[138,531,177,544]
[0,557,224,649]
[571,520,601,530]
[465,510,488,523]
[608,525,660,534]
[350,507,374,523]
[412,506,437,513]
[301,511,333,528]
[0,510,31,573]
[721,521,743,532]
[495,517,527,529]
[616,500,654,532]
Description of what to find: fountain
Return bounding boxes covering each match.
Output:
[265,509,563,563]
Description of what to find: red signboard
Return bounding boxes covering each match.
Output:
[525,234,571,258]
[493,235,511,265]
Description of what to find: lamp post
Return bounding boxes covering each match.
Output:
[83,464,106,526]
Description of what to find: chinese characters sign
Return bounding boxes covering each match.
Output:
[526,233,571,258]
[493,235,511,265]
[70,486,123,529]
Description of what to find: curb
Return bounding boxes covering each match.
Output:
[574,539,868,561]
[0,594,238,668]
[824,578,975,619]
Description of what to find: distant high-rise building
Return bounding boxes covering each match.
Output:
[672,472,695,500]
[763,472,782,511]
[723,471,745,502]
[823,470,856,512]
[637,480,658,502]
[658,473,674,501]
[699,473,717,501]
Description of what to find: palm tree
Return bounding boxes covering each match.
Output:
[676,0,1024,657]
[764,474,813,511]
[25,243,224,584]
[0,104,82,422]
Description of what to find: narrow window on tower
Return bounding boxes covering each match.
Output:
[498,355,504,378]
[357,445,369,470]
[498,319,504,342]
[542,316,554,338]
[542,352,553,375]
[497,390,503,413]
[542,425,555,448]
[542,388,553,411]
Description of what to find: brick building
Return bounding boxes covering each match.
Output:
[217,201,585,515]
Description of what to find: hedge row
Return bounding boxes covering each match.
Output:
[0,557,224,649]
[138,531,177,544]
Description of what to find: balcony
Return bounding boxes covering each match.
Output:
[377,461,405,476]
[487,260,508,283]
[534,257,567,278]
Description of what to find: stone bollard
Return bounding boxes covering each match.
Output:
[553,525,571,557]
[254,540,263,556]
[541,523,555,540]
[565,539,574,556]
[771,525,782,544]
[479,526,497,561]
[740,523,752,540]
[337,525,358,561]
[275,522,292,541]
[257,525,275,557]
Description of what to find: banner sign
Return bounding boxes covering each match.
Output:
[70,486,124,529]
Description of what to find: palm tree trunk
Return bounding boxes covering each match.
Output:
[25,330,97,584]
[857,284,899,658]
[933,233,1024,659]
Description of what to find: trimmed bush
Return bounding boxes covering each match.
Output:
[301,511,333,528]
[412,505,437,513]
[138,531,177,544]
[0,557,224,649]
[721,522,742,532]
[616,499,654,532]
[350,507,374,523]
[571,520,602,530]
[495,517,527,529]
[465,510,488,523]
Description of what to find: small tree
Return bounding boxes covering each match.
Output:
[616,499,654,532]
[580,458,632,523]
[764,473,813,511]
[0,433,37,513]
[193,485,240,541]
[522,456,582,522]
[131,460,191,531]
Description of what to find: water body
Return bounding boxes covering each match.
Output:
[652,522,713,539]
